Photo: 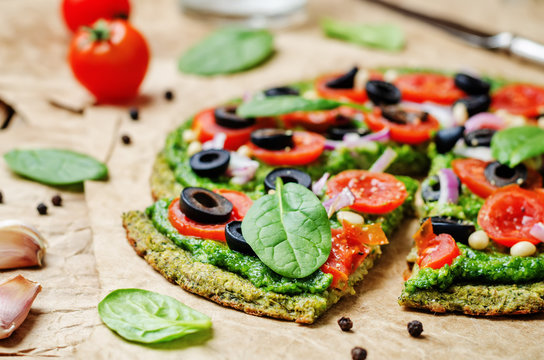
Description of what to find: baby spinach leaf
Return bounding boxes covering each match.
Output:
[98,289,212,344]
[4,148,108,185]
[241,178,332,278]
[491,126,544,167]
[322,18,405,52]
[178,27,274,76]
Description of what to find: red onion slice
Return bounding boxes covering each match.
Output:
[227,152,259,185]
[453,141,494,162]
[312,172,330,195]
[369,147,397,173]
[322,187,355,218]
[530,222,544,242]
[401,101,454,128]
[464,112,505,134]
[438,168,459,204]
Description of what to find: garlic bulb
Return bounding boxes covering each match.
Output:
[0,220,46,269]
[0,275,42,339]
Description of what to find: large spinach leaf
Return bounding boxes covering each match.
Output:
[491,126,544,167]
[241,179,332,278]
[98,289,212,344]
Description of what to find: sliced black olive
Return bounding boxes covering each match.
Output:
[424,216,476,244]
[464,128,496,147]
[435,126,465,154]
[484,161,528,187]
[455,94,491,117]
[381,105,428,125]
[190,149,230,178]
[421,175,461,202]
[180,187,233,224]
[325,67,358,89]
[214,106,255,128]
[264,168,312,192]
[225,221,256,256]
[250,129,294,150]
[366,80,401,105]
[327,125,370,140]
[264,86,299,97]
[454,73,490,95]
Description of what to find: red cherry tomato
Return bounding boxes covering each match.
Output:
[279,106,357,133]
[62,0,130,32]
[414,219,460,269]
[491,84,544,117]
[68,19,149,103]
[326,170,408,214]
[247,131,325,166]
[478,185,544,247]
[394,73,466,105]
[364,107,440,144]
[452,158,542,199]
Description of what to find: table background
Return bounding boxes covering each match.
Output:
[1,0,544,358]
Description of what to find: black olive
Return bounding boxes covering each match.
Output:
[381,106,428,125]
[250,129,294,150]
[190,149,230,178]
[325,67,358,89]
[365,80,401,105]
[263,86,300,97]
[435,126,465,154]
[225,221,256,256]
[464,128,496,147]
[484,161,528,188]
[214,106,256,128]
[421,175,461,202]
[425,216,476,244]
[455,94,491,117]
[327,125,370,140]
[264,168,312,192]
[454,73,490,95]
[180,187,233,224]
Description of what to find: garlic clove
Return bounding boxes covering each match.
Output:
[0,275,41,339]
[0,220,47,270]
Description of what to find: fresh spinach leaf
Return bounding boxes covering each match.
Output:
[321,18,405,52]
[241,178,332,278]
[98,289,212,344]
[491,126,544,167]
[178,28,274,76]
[4,148,108,185]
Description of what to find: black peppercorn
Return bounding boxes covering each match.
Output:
[129,107,139,120]
[337,316,353,331]
[351,347,367,360]
[164,90,174,101]
[121,135,131,145]
[407,320,423,337]
[37,203,47,215]
[52,194,62,207]
[0,191,3,204]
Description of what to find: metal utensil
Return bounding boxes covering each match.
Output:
[365,0,544,66]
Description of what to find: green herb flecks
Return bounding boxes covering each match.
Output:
[491,126,544,167]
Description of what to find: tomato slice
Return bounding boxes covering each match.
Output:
[418,233,460,269]
[364,107,440,144]
[491,84,544,117]
[247,131,325,166]
[192,108,275,151]
[394,73,466,105]
[413,218,435,254]
[168,190,252,242]
[452,158,543,199]
[478,185,544,247]
[279,106,358,133]
[340,220,388,246]
[326,170,408,214]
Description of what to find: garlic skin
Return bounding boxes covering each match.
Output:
[0,275,42,339]
[0,220,47,269]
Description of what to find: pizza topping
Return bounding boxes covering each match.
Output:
[464,112,505,134]
[325,66,358,89]
[510,241,537,257]
[225,152,260,186]
[468,229,489,250]
[434,125,465,154]
[189,149,230,178]
[454,94,491,117]
[250,128,294,150]
[336,211,365,225]
[417,232,460,270]
[324,127,390,150]
[225,221,256,256]
[311,172,330,196]
[530,222,544,242]
[248,131,325,166]
[394,73,466,105]
[327,124,370,140]
[179,187,233,224]
[368,147,397,173]
[464,128,496,147]
[381,105,428,125]
[264,168,312,192]
[263,86,300,97]
[484,161,528,187]
[490,125,544,168]
[365,80,401,105]
[427,216,475,245]
[337,316,353,332]
[323,187,356,218]
[454,73,490,95]
[491,83,544,117]
[214,105,255,129]
[407,320,424,338]
[437,168,460,204]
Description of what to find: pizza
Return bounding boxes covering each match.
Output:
[122,66,544,323]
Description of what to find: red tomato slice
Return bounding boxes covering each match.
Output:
[413,218,436,254]
[394,73,466,105]
[192,108,275,151]
[279,106,357,133]
[247,131,325,166]
[418,233,460,269]
[340,221,388,246]
[168,190,252,242]
[491,84,544,117]
[452,158,543,199]
[326,170,408,214]
[364,107,440,144]
[478,185,544,247]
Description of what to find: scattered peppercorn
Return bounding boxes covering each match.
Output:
[37,203,47,215]
[129,107,139,120]
[0,191,3,204]
[407,320,423,337]
[121,134,132,145]
[164,90,174,101]
[51,194,62,207]
[337,316,353,332]
[351,347,367,360]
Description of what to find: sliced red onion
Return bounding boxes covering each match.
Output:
[401,101,454,128]
[322,187,355,218]
[359,128,390,143]
[453,141,494,162]
[464,112,505,134]
[530,222,544,242]
[312,172,330,195]
[369,147,397,173]
[438,168,459,204]
[324,139,340,150]
[202,132,226,150]
[324,129,388,151]
[227,152,259,185]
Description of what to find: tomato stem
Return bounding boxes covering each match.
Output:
[85,20,111,42]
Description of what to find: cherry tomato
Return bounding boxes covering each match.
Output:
[340,220,388,246]
[413,218,435,251]
[168,190,252,242]
[364,107,440,144]
[478,185,544,247]
[491,84,544,117]
[394,73,466,105]
[247,131,325,166]
[62,0,130,33]
[418,233,460,269]
[326,170,408,214]
[452,158,542,199]
[192,108,275,151]
[279,106,357,133]
[68,19,149,103]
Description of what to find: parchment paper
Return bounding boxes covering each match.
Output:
[1,0,544,358]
